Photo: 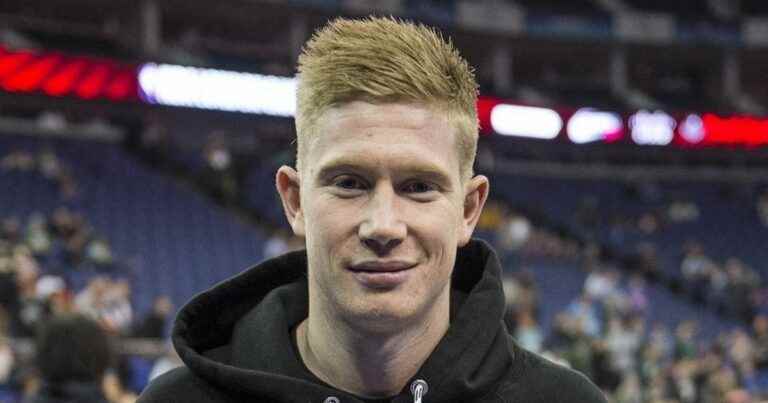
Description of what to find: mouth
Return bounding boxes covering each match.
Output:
[348,261,417,273]
[347,261,418,288]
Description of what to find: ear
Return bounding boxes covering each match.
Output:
[275,166,305,237]
[458,175,489,246]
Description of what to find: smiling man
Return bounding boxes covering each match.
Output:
[139,17,606,403]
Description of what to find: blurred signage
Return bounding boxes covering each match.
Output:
[138,63,296,116]
[697,114,768,147]
[629,110,676,146]
[490,104,562,139]
[0,45,138,102]
[478,100,768,149]
[1,44,766,150]
[566,108,624,144]
[678,114,705,144]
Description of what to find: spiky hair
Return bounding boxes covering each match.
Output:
[295,16,479,180]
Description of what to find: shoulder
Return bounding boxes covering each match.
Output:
[137,367,225,403]
[497,348,607,403]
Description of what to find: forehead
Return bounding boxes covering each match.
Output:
[306,101,461,179]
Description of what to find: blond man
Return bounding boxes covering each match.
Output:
[139,17,606,403]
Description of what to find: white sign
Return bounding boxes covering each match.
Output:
[490,104,563,139]
[138,63,297,116]
[567,108,623,144]
[629,110,676,146]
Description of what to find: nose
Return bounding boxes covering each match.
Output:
[359,184,406,255]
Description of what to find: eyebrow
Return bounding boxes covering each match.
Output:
[314,158,454,187]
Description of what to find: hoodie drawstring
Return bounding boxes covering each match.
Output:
[410,379,428,403]
[322,379,428,403]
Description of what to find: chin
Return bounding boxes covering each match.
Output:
[341,300,421,332]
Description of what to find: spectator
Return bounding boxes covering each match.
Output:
[648,323,673,361]
[98,280,133,334]
[102,371,137,403]
[48,208,77,241]
[666,359,697,403]
[673,321,698,361]
[497,213,532,253]
[0,150,34,171]
[201,131,238,204]
[514,309,543,353]
[26,314,113,403]
[133,296,173,339]
[14,249,46,337]
[476,200,506,232]
[25,213,52,257]
[585,267,619,303]
[627,274,648,315]
[681,242,713,303]
[606,316,642,376]
[567,292,601,338]
[667,199,699,223]
[752,314,768,369]
[37,148,62,181]
[0,307,14,388]
[75,277,109,321]
[757,190,768,226]
[262,229,290,260]
[591,340,622,393]
[613,373,642,403]
[724,258,757,322]
[86,237,114,270]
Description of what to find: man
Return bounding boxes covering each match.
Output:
[27,314,113,403]
[139,17,606,402]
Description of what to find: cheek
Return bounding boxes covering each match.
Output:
[304,196,358,251]
[403,202,460,259]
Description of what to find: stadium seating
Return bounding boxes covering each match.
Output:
[530,261,738,341]
[0,134,267,315]
[491,174,768,275]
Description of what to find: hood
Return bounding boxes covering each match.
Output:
[172,239,516,402]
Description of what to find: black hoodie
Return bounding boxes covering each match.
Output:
[138,240,606,402]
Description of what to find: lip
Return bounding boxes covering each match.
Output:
[348,260,417,273]
[348,261,417,289]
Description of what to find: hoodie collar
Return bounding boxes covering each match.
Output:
[172,239,514,402]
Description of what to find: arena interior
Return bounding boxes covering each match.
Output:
[1,0,768,402]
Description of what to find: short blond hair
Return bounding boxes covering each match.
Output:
[295,17,479,180]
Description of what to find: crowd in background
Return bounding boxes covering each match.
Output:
[483,196,768,403]
[680,242,765,324]
[3,139,768,403]
[501,249,768,402]
[0,149,176,403]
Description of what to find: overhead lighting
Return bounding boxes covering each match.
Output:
[138,63,297,116]
[566,108,624,144]
[629,110,676,146]
[490,104,562,139]
[678,114,705,144]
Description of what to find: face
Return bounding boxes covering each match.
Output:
[277,101,488,332]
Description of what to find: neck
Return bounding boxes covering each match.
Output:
[296,293,450,399]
